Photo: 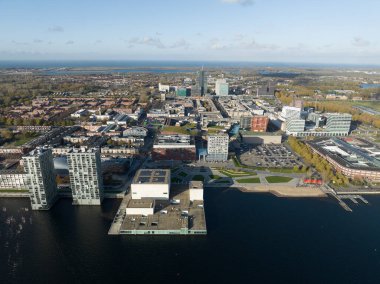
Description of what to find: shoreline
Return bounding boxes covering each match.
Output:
[234,184,327,198]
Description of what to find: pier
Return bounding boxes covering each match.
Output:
[322,185,370,212]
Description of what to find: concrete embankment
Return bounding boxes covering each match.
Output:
[238,184,327,198]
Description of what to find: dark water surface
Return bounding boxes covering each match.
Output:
[1,188,380,284]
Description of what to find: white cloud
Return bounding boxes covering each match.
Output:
[169,39,191,49]
[128,37,165,49]
[210,39,229,50]
[11,40,28,45]
[240,39,279,50]
[48,25,64,32]
[352,37,370,47]
[65,40,74,45]
[221,0,254,6]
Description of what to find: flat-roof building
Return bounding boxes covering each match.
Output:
[325,113,352,134]
[153,134,196,161]
[131,169,170,200]
[308,137,380,181]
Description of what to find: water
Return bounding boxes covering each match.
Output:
[1,189,380,284]
[360,83,380,89]
[1,60,380,70]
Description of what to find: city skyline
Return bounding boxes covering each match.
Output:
[1,0,380,64]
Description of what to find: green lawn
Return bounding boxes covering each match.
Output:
[265,176,293,183]
[219,169,255,178]
[269,168,302,173]
[192,175,205,181]
[236,178,261,184]
[161,126,189,135]
[161,124,199,136]
[2,133,39,147]
[178,171,188,177]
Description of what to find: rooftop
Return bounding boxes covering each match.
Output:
[120,184,206,233]
[308,137,380,172]
[132,169,170,184]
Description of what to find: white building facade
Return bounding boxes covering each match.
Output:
[215,79,229,96]
[67,148,104,205]
[22,148,58,210]
[207,134,229,161]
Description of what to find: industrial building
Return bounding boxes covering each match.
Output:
[67,148,104,205]
[22,148,58,210]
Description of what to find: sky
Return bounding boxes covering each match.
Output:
[0,0,379,64]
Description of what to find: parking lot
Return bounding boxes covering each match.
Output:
[238,144,303,168]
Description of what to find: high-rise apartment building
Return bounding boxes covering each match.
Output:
[22,148,58,210]
[207,134,229,162]
[67,148,104,205]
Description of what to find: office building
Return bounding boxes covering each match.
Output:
[307,113,324,128]
[215,79,229,96]
[285,118,305,135]
[325,113,352,134]
[198,70,207,96]
[22,148,58,210]
[251,116,269,132]
[67,148,104,205]
[280,106,301,121]
[193,69,207,96]
[207,134,229,161]
[131,169,170,200]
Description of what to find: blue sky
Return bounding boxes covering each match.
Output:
[0,0,379,64]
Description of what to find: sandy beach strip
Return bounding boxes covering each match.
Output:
[238,184,327,198]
